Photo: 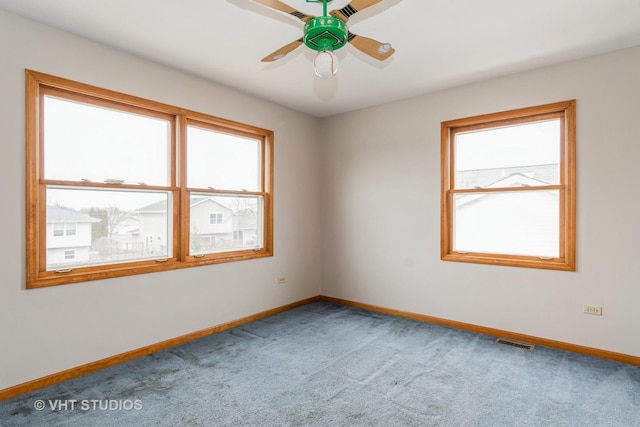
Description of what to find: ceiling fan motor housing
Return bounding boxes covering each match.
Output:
[303,16,348,52]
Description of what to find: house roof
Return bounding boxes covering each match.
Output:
[456,164,558,190]
[136,200,168,213]
[485,173,552,189]
[47,206,101,223]
[137,197,233,213]
[190,197,233,213]
[456,173,558,208]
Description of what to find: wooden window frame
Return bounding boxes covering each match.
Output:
[26,70,274,288]
[441,100,576,271]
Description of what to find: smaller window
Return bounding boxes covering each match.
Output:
[64,250,75,260]
[233,230,244,241]
[53,224,64,236]
[66,223,77,236]
[209,213,224,224]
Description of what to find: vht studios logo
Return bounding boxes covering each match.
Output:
[34,399,143,411]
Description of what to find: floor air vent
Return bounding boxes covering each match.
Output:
[496,338,534,350]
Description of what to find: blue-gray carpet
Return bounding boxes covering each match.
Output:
[1,301,639,426]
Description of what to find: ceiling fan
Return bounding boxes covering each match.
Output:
[253,0,395,78]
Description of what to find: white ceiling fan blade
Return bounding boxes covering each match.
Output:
[252,0,314,22]
[330,0,384,22]
[347,32,395,61]
[261,39,304,62]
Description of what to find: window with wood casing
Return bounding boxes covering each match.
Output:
[441,100,576,270]
[26,70,273,288]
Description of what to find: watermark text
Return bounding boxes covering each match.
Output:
[33,399,142,411]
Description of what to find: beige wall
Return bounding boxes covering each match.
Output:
[2,6,639,393]
[320,44,640,357]
[0,10,322,390]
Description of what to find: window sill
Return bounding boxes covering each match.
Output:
[441,252,575,271]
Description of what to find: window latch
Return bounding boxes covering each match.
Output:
[54,268,73,273]
[104,178,124,184]
[155,258,169,263]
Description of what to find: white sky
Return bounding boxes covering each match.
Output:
[187,126,259,191]
[455,119,560,171]
[44,96,170,185]
[44,96,259,211]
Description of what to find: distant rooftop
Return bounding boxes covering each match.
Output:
[456,164,559,188]
[47,205,101,223]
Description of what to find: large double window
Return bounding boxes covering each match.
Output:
[26,70,273,288]
[441,101,576,270]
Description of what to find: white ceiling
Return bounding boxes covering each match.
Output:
[2,0,640,117]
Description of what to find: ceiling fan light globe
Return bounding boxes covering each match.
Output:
[378,43,392,54]
[313,50,338,78]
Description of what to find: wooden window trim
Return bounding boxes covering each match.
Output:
[440,100,576,271]
[26,70,274,288]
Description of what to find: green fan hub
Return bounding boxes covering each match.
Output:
[303,16,348,52]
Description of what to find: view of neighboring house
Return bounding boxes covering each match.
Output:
[455,163,559,190]
[46,205,101,268]
[454,165,560,258]
[45,197,259,270]
[187,197,235,253]
[137,196,259,256]
[135,199,171,256]
[231,209,259,247]
[107,214,142,258]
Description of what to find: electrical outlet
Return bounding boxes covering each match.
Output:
[277,276,286,284]
[583,304,602,316]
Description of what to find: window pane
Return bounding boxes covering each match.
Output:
[455,120,560,189]
[43,96,171,185]
[453,190,559,257]
[53,224,64,236]
[189,194,263,255]
[46,188,171,270]
[187,125,260,191]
